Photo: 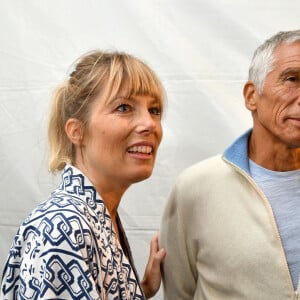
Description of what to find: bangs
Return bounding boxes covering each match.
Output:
[104,55,165,111]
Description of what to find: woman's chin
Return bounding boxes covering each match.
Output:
[131,169,153,183]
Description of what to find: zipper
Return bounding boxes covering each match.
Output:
[295,278,300,300]
[223,157,297,297]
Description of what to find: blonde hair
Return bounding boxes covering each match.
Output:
[48,50,165,172]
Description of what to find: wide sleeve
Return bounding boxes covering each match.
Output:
[1,208,103,300]
[159,176,198,300]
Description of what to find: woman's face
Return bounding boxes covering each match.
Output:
[78,91,163,191]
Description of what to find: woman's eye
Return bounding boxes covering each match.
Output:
[149,107,161,116]
[116,104,131,112]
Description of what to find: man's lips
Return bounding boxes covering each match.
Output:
[286,117,300,127]
[287,116,300,122]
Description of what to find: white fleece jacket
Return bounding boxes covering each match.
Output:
[160,130,299,300]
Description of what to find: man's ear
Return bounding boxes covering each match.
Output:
[65,118,84,146]
[243,80,258,112]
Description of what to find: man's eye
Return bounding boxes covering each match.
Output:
[286,76,298,82]
[116,104,131,112]
[149,107,161,116]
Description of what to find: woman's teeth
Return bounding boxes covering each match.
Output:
[128,146,152,154]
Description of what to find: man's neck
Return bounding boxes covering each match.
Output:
[248,130,300,171]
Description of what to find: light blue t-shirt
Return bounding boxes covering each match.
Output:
[249,160,300,290]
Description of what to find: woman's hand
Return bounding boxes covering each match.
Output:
[141,232,166,298]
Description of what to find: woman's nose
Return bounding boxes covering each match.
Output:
[135,110,157,134]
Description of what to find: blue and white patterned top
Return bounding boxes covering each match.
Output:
[1,165,145,300]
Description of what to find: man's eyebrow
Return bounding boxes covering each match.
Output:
[280,67,300,78]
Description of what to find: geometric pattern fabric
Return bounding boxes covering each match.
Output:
[1,165,145,299]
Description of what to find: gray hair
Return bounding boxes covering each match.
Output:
[248,29,300,94]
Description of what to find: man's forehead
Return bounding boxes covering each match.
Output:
[274,41,300,59]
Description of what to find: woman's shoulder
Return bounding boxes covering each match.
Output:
[19,191,101,240]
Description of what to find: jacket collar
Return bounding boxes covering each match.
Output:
[58,164,103,205]
[223,129,252,175]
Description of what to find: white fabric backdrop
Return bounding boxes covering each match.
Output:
[0,1,299,298]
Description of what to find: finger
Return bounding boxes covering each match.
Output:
[149,232,160,255]
[152,248,166,268]
[156,248,166,261]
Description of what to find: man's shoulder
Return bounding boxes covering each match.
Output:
[180,154,225,179]
[168,154,229,195]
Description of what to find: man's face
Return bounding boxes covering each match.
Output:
[251,41,300,148]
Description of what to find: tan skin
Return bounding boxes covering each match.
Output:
[244,41,300,171]
[65,91,166,298]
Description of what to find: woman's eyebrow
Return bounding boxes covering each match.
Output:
[109,96,133,104]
